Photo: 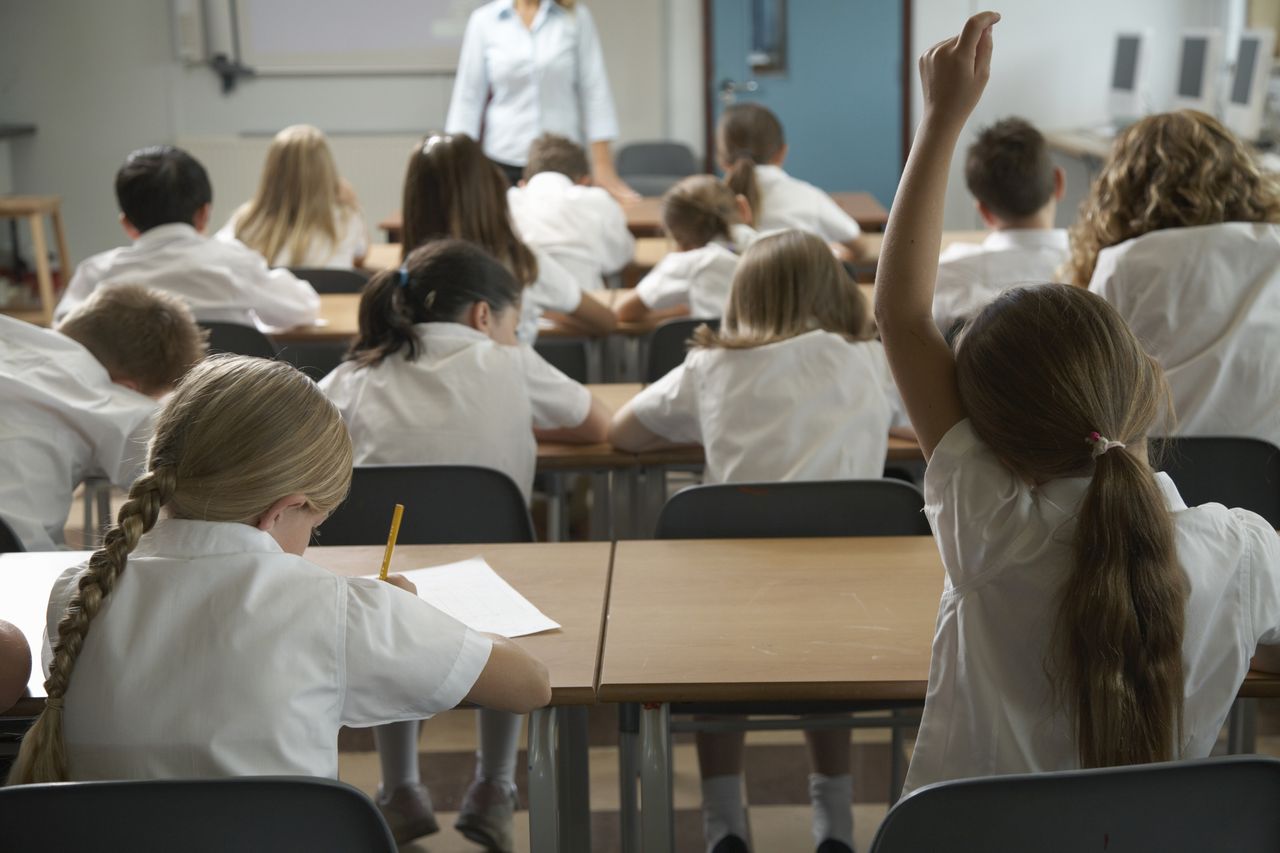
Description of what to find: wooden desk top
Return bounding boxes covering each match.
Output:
[857,230,990,270]
[1044,128,1115,162]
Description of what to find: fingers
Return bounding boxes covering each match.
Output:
[957,11,1001,55]
[974,20,995,79]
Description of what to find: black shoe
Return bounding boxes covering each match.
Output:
[816,840,854,853]
[711,835,750,853]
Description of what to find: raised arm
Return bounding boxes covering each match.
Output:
[873,11,999,458]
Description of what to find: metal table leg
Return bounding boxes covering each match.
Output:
[527,707,560,852]
[557,705,592,850]
[639,703,674,852]
[618,702,641,853]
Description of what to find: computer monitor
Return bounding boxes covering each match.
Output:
[1172,29,1223,114]
[1224,29,1275,141]
[1108,32,1149,124]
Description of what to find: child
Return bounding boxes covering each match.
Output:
[875,11,1280,797]
[614,174,756,323]
[0,285,206,551]
[8,355,551,790]
[718,102,868,261]
[932,117,1068,337]
[612,229,902,853]
[55,145,320,329]
[1069,110,1280,449]
[401,133,616,344]
[0,619,31,714]
[320,239,607,850]
[507,132,635,289]
[217,124,370,268]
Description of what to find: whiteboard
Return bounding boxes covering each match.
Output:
[232,0,485,74]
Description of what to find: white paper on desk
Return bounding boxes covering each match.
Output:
[375,556,559,638]
[0,551,94,695]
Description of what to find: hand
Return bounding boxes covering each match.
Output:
[383,574,417,595]
[596,173,642,204]
[919,11,1000,130]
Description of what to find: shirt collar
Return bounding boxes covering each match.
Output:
[982,228,1068,252]
[525,171,576,192]
[131,518,284,560]
[1034,468,1187,518]
[132,222,201,249]
[412,322,493,343]
[498,0,558,26]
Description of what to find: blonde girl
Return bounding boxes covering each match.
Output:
[8,357,549,801]
[218,124,369,268]
[401,132,616,344]
[877,11,1280,797]
[1068,110,1280,448]
[614,174,756,323]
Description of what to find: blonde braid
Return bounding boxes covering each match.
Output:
[7,467,176,785]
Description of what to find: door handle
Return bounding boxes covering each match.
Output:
[717,78,760,105]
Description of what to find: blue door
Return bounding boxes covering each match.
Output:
[710,0,905,207]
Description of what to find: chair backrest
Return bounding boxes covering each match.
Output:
[534,338,590,383]
[199,322,278,359]
[1151,436,1280,527]
[276,341,348,381]
[320,465,535,546]
[616,141,699,179]
[287,267,371,294]
[0,515,24,553]
[655,479,931,539]
[869,756,1280,853]
[646,317,719,382]
[0,776,397,853]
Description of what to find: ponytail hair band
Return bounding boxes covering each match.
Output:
[396,266,410,289]
[1087,431,1127,458]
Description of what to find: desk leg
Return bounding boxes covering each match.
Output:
[527,707,560,853]
[1227,698,1258,754]
[590,472,612,541]
[618,703,641,853]
[545,473,563,543]
[557,705,591,850]
[639,703,674,853]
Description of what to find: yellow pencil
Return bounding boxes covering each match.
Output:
[378,503,405,581]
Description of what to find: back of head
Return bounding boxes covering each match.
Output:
[523,133,590,182]
[350,238,523,367]
[697,229,869,349]
[1067,109,1280,284]
[954,284,1186,767]
[115,145,212,233]
[965,117,1055,222]
[661,174,740,249]
[717,102,785,219]
[402,133,537,284]
[56,284,208,396]
[8,354,352,785]
[236,124,342,263]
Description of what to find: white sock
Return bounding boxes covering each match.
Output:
[475,708,523,789]
[701,773,748,851]
[809,772,854,848]
[373,719,421,792]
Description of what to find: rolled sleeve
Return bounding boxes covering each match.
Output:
[520,345,592,429]
[575,7,620,142]
[630,360,703,445]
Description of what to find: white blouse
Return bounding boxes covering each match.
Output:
[508,171,635,288]
[518,245,587,344]
[753,165,862,244]
[216,203,369,269]
[932,228,1069,334]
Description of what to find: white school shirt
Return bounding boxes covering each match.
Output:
[518,245,586,344]
[634,241,740,320]
[319,323,590,501]
[508,171,635,287]
[44,519,491,780]
[932,229,1069,334]
[445,0,620,166]
[0,316,156,551]
[629,330,899,484]
[1089,223,1280,448]
[215,203,370,269]
[904,419,1280,795]
[54,223,321,329]
[753,165,862,244]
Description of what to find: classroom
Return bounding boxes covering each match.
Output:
[2,0,1280,851]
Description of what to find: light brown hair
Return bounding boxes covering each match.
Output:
[965,117,1055,221]
[717,102,785,221]
[7,356,353,784]
[401,133,538,286]
[695,229,870,349]
[1067,110,1280,285]
[233,124,357,265]
[662,174,741,250]
[954,283,1186,768]
[523,133,590,182]
[56,284,207,396]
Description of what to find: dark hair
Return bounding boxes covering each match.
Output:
[965,118,1055,221]
[717,103,785,222]
[115,145,213,233]
[349,239,522,367]
[523,133,590,182]
[401,133,538,286]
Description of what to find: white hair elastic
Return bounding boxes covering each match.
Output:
[1087,431,1126,458]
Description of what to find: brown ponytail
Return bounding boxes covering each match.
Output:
[954,283,1185,767]
[724,156,760,223]
[661,175,741,250]
[716,103,785,223]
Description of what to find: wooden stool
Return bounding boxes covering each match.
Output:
[0,195,71,325]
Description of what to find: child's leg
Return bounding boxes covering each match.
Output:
[805,728,853,849]
[697,728,749,851]
[476,707,523,789]
[455,710,524,852]
[374,720,421,790]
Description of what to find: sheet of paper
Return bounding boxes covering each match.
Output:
[0,551,94,696]
[376,556,559,638]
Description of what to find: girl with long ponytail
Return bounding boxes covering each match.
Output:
[876,11,1280,797]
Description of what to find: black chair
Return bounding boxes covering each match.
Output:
[199,322,278,359]
[1152,436,1280,527]
[869,755,1280,853]
[287,267,371,294]
[0,776,397,852]
[277,341,348,381]
[655,479,931,539]
[616,141,699,197]
[0,515,24,553]
[320,465,534,546]
[534,338,591,383]
[645,317,718,382]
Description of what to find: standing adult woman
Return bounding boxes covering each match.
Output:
[445,0,637,199]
